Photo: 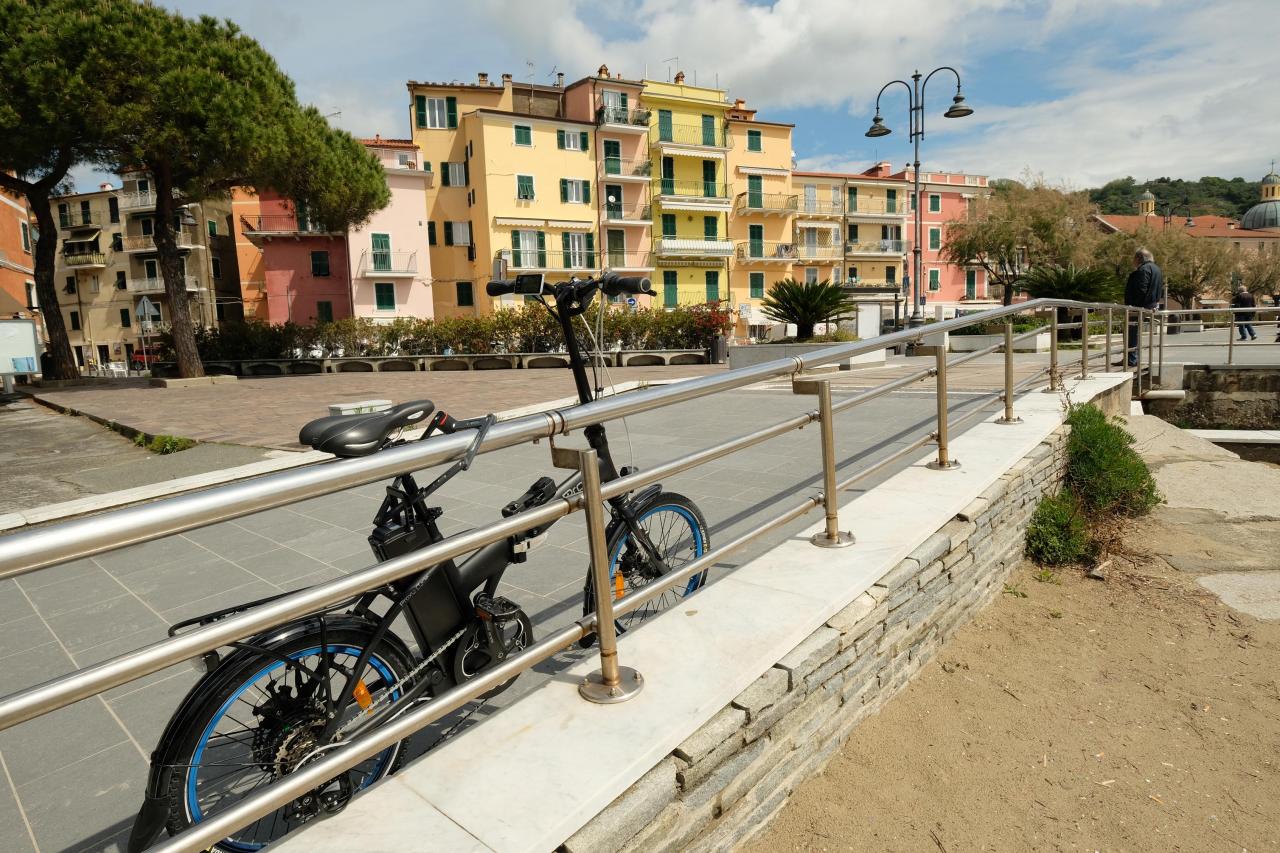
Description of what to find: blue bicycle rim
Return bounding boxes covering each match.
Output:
[609,503,706,598]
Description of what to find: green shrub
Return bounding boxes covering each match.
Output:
[1064,404,1160,517]
[1025,491,1091,565]
[135,434,197,454]
[954,316,1048,336]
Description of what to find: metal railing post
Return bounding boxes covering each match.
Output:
[1227,308,1235,365]
[1105,307,1113,372]
[1079,307,1090,379]
[1134,309,1143,389]
[1043,309,1061,392]
[996,318,1021,425]
[928,347,961,470]
[577,448,643,704]
[1146,309,1155,389]
[811,380,855,547]
[1157,309,1165,386]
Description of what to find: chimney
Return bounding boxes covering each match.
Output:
[477,72,489,85]
[674,70,685,84]
[556,72,564,87]
[598,64,609,78]
[99,182,113,191]
[501,73,512,85]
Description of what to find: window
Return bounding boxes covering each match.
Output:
[20,221,30,252]
[847,186,858,212]
[511,230,544,267]
[928,227,941,251]
[886,189,897,213]
[849,266,858,282]
[211,257,222,279]
[557,130,588,151]
[514,124,532,146]
[703,216,717,240]
[428,222,437,245]
[516,175,535,200]
[316,301,334,323]
[207,219,218,237]
[375,282,396,311]
[747,175,763,208]
[115,270,126,289]
[445,221,471,246]
[705,270,719,302]
[456,281,474,306]
[141,217,153,236]
[562,232,594,269]
[928,269,940,291]
[701,114,716,146]
[663,270,678,307]
[805,267,818,284]
[120,308,131,328]
[702,160,718,197]
[25,281,35,309]
[311,250,330,276]
[443,162,467,187]
[929,194,941,213]
[661,214,676,238]
[749,272,765,299]
[70,310,80,331]
[910,192,917,212]
[658,110,673,142]
[560,179,590,204]
[216,302,225,321]
[65,275,76,293]
[885,266,896,284]
[111,233,122,251]
[108,197,119,223]
[748,224,763,257]
[747,129,762,152]
[137,179,150,195]
[965,269,977,300]
[847,222,858,242]
[415,95,454,129]
[144,259,158,279]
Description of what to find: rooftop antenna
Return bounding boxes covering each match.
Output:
[663,57,678,82]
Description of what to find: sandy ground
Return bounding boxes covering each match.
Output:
[748,533,1280,852]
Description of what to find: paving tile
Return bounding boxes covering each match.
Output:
[73,626,190,702]
[108,673,197,753]
[159,578,282,625]
[94,535,208,578]
[122,553,258,613]
[0,580,36,623]
[289,495,379,531]
[0,615,56,660]
[230,506,311,538]
[45,593,166,653]
[13,557,99,591]
[0,767,36,853]
[232,547,336,586]
[20,566,128,620]
[277,566,346,591]
[181,522,278,562]
[0,639,77,694]
[274,523,368,562]
[17,741,147,853]
[0,698,130,787]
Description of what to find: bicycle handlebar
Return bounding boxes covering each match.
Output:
[486,272,652,299]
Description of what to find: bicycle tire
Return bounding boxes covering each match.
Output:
[582,491,710,633]
[159,625,415,852]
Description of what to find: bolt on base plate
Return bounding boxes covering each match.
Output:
[995,416,1023,425]
[811,530,856,548]
[926,458,962,471]
[579,665,644,704]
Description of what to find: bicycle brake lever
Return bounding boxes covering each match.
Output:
[459,414,495,470]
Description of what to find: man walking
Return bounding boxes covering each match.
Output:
[1231,285,1257,341]
[1117,248,1164,367]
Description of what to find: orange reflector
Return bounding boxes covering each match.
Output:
[352,679,373,710]
[614,571,624,600]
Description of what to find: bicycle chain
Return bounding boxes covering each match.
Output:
[336,624,468,738]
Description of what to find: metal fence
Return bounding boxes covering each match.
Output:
[1156,306,1280,379]
[0,298,1145,852]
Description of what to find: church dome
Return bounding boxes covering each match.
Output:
[1138,190,1156,200]
[1241,199,1280,230]
[1262,172,1280,186]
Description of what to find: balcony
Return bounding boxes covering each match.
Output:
[734,192,797,216]
[356,250,418,278]
[603,201,652,224]
[61,250,107,269]
[795,242,844,260]
[117,190,157,212]
[240,215,333,240]
[121,229,198,253]
[735,241,797,262]
[497,249,598,273]
[796,199,845,217]
[652,179,731,210]
[655,238,734,259]
[58,210,103,231]
[846,198,906,218]
[600,157,652,181]
[603,251,654,271]
[127,275,200,293]
[846,239,907,255]
[652,122,731,150]
[596,105,651,132]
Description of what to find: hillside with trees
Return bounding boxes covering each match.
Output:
[1088,176,1262,218]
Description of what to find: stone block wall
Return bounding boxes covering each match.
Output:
[562,427,1069,853]
[1147,365,1280,428]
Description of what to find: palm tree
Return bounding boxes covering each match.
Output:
[1018,265,1120,340]
[760,278,855,341]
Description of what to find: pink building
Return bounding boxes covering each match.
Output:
[349,137,434,320]
[876,163,991,311]
[242,193,351,324]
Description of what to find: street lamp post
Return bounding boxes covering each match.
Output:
[866,68,973,328]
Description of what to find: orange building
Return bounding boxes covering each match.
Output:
[230,188,266,319]
[0,186,37,336]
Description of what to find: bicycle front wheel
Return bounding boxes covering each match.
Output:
[583,491,709,633]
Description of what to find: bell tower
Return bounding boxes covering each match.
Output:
[1137,189,1156,216]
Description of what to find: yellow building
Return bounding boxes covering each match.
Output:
[644,73,734,309]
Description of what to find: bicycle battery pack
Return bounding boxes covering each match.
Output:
[370,522,468,656]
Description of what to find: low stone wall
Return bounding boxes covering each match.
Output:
[727,342,886,371]
[564,428,1068,853]
[1146,365,1280,428]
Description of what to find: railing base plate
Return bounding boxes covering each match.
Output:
[579,666,644,704]
[810,530,856,548]
[995,416,1023,426]
[927,459,963,471]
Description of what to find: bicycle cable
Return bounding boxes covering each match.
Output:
[577,311,636,470]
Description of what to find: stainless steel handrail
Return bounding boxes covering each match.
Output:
[0,297,1141,853]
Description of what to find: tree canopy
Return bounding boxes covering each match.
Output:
[1088,175,1263,219]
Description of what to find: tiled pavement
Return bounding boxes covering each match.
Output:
[0,374,1005,852]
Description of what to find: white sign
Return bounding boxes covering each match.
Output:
[135,295,157,318]
[0,319,40,375]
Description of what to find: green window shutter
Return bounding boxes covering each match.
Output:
[428,222,436,245]
[750,272,765,298]
[511,230,522,265]
[705,270,719,302]
[562,232,571,268]
[560,179,568,203]
[536,231,546,267]
[930,194,941,213]
[620,92,628,113]
[463,160,470,186]
[847,186,857,210]
[703,216,717,239]
[376,282,395,310]
[457,282,473,306]
[929,229,940,251]
[747,129,761,151]
[445,96,457,128]
[662,213,676,238]
[585,233,595,267]
[663,270,678,307]
[557,129,566,149]
[582,181,590,204]
[441,163,450,186]
[848,223,858,242]
[443,221,454,245]
[658,110,672,141]
[580,131,589,151]
[701,114,714,146]
[886,189,896,212]
[415,95,427,128]
[747,175,762,207]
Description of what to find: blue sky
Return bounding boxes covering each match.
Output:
[79,0,1280,191]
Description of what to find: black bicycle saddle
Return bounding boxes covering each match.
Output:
[299,399,435,457]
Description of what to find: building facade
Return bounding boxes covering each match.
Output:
[242,193,350,324]
[0,186,36,335]
[891,165,991,309]
[50,175,241,368]
[231,188,266,319]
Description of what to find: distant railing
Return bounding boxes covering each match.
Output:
[795,242,843,260]
[127,275,200,293]
[121,230,197,252]
[603,201,652,222]
[797,198,845,216]
[596,106,651,127]
[735,192,797,214]
[846,239,907,254]
[241,215,330,235]
[497,248,598,272]
[601,157,652,178]
[846,198,905,216]
[654,122,731,148]
[117,190,157,211]
[61,250,107,267]
[652,179,730,200]
[735,240,797,261]
[603,251,653,270]
[58,209,102,229]
[655,237,735,257]
[357,250,418,277]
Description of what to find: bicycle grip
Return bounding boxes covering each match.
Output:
[486,279,517,296]
[601,272,652,297]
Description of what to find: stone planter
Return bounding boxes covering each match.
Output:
[949,330,1051,353]
[727,341,886,371]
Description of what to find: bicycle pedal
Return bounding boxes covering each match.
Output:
[474,594,521,622]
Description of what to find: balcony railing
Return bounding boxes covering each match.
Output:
[846,239,907,254]
[735,241,798,261]
[497,249,598,272]
[127,275,200,293]
[795,243,844,260]
[652,179,730,200]
[603,251,654,270]
[654,122,730,148]
[601,157,652,179]
[735,192,797,215]
[58,210,102,229]
[61,251,107,267]
[846,198,905,216]
[655,238,735,258]
[603,202,652,222]
[596,106,651,128]
[121,230,197,252]
[796,199,845,216]
[357,250,418,278]
[240,215,330,235]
